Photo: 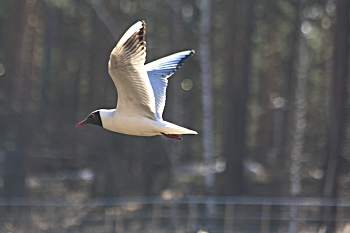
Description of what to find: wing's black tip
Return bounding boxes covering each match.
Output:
[176,50,195,69]
[123,20,147,53]
[138,20,146,38]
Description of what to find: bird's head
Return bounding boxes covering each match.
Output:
[76,110,102,128]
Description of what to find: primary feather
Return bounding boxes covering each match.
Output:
[146,50,195,119]
[108,20,156,120]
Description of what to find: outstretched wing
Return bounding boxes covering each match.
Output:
[108,20,157,120]
[145,50,195,119]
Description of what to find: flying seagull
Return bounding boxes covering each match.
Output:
[76,20,197,140]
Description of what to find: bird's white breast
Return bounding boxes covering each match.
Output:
[100,110,160,136]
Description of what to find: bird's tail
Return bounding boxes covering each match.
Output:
[160,121,197,135]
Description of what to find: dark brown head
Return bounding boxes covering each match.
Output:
[76,111,102,128]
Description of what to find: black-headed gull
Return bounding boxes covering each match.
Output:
[76,20,197,140]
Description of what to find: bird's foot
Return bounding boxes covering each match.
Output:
[161,133,182,140]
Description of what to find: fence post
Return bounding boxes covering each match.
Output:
[261,204,271,233]
[187,203,198,232]
[288,205,299,233]
[115,207,124,233]
[150,204,161,231]
[104,207,114,233]
[224,203,234,233]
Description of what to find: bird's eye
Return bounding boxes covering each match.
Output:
[90,114,95,118]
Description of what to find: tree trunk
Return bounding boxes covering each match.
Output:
[3,0,36,198]
[36,7,61,127]
[2,1,37,231]
[199,0,215,193]
[223,0,255,196]
[260,7,277,165]
[289,1,309,232]
[322,0,350,232]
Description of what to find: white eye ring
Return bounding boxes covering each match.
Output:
[90,114,95,118]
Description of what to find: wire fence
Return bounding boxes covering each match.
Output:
[1,196,350,233]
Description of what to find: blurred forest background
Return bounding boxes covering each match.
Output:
[0,0,350,232]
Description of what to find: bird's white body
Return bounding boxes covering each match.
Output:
[77,20,197,139]
[99,109,197,136]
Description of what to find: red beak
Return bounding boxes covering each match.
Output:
[76,120,86,127]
